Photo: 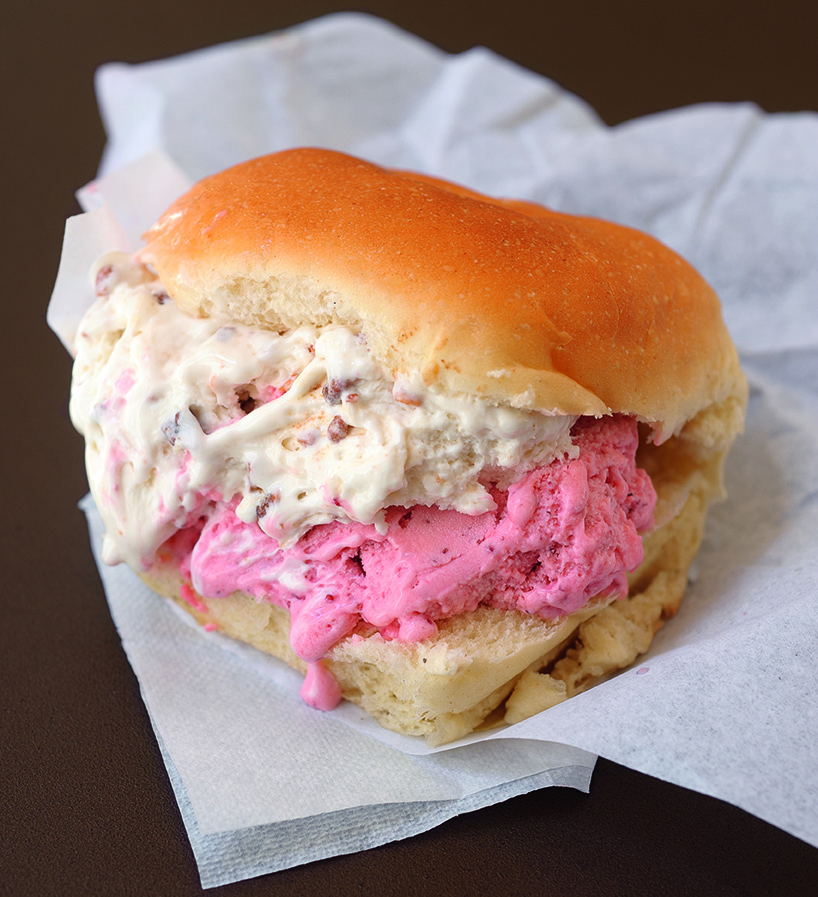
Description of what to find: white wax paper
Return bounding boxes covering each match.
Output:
[49,12,818,888]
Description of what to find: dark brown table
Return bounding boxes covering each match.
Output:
[4,1,817,894]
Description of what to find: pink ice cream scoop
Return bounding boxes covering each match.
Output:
[182,416,655,676]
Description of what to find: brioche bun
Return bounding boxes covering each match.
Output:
[140,147,744,442]
[130,148,746,744]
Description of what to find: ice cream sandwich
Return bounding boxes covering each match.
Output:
[69,148,747,744]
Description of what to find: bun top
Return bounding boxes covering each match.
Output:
[140,147,746,441]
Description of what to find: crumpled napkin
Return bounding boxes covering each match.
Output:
[49,12,818,888]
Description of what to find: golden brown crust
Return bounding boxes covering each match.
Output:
[140,147,745,439]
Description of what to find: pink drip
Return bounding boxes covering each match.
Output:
[180,581,209,614]
[299,661,342,711]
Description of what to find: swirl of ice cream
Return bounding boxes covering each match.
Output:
[70,252,581,570]
[186,415,654,663]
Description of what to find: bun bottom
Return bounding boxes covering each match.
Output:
[138,439,726,745]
